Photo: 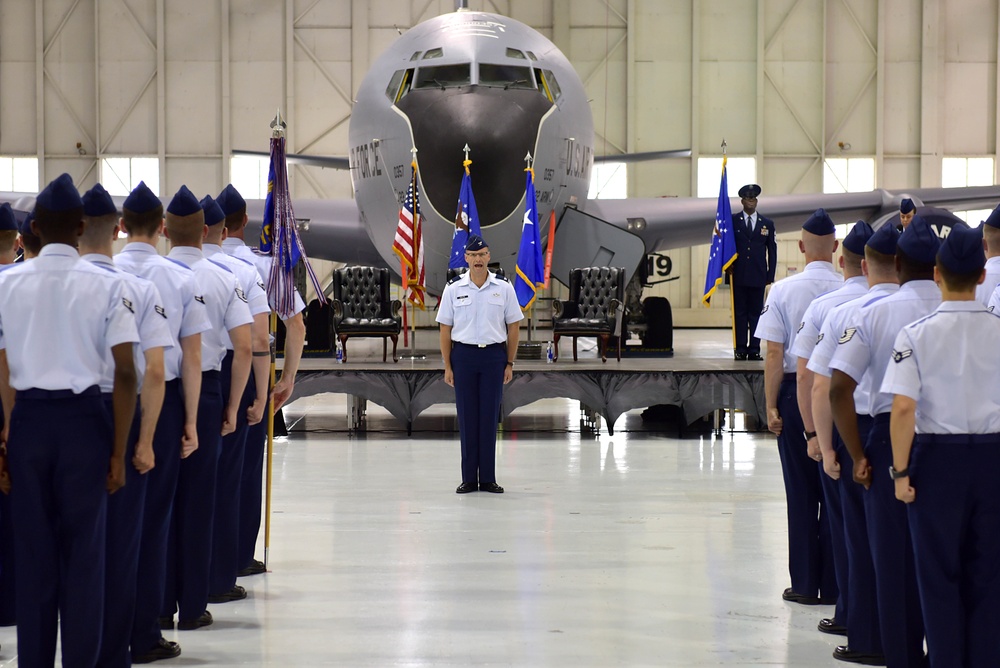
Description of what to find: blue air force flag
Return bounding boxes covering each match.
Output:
[702,158,738,305]
[515,169,545,309]
[449,167,482,269]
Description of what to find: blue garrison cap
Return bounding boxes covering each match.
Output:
[803,208,836,236]
[0,204,16,232]
[217,184,246,216]
[983,203,1000,229]
[123,181,161,214]
[200,195,225,227]
[82,183,117,217]
[866,223,900,255]
[900,198,915,214]
[738,184,761,199]
[842,220,874,255]
[36,173,82,212]
[937,224,986,274]
[18,211,35,237]
[465,234,488,252]
[167,185,201,217]
[897,214,941,264]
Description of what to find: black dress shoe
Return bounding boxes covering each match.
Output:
[157,616,173,630]
[480,482,504,493]
[456,482,477,494]
[208,585,247,604]
[748,352,763,361]
[132,637,181,664]
[176,610,213,630]
[782,587,823,605]
[832,645,886,665]
[734,351,748,360]
[818,618,848,635]
[237,558,266,577]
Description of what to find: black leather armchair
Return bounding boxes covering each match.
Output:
[331,267,402,362]
[551,267,626,362]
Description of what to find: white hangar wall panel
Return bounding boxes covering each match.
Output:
[229,4,285,155]
[942,0,997,155]
[699,1,756,156]
[0,1,38,154]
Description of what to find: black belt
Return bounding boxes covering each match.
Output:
[17,386,101,400]
[783,373,796,382]
[453,341,504,349]
[916,433,1000,446]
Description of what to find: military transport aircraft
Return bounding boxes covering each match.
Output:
[5,5,1000,293]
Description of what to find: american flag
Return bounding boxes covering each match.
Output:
[392,163,426,308]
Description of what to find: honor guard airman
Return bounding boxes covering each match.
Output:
[754,208,843,606]
[116,180,211,664]
[883,224,1000,665]
[437,234,523,494]
[217,183,307,577]
[160,185,253,632]
[829,216,943,667]
[790,220,873,640]
[81,182,174,668]
[200,194,271,604]
[0,173,139,667]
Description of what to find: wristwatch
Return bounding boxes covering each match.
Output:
[506,361,514,367]
[889,465,909,480]
[803,430,817,440]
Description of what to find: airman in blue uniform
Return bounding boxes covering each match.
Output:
[755,209,842,606]
[730,184,777,360]
[975,204,1000,305]
[0,203,18,632]
[883,223,1000,666]
[0,173,139,667]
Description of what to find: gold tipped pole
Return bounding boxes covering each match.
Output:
[264,111,286,569]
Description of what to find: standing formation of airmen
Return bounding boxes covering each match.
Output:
[0,174,302,665]
[763,205,1000,665]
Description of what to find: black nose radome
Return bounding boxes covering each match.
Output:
[396,86,552,225]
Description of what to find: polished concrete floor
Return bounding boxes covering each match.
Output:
[0,332,849,666]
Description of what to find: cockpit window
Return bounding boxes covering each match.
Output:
[413,63,471,89]
[422,47,444,60]
[505,48,527,60]
[409,52,422,61]
[543,69,562,100]
[478,63,535,90]
[526,51,538,61]
[386,69,410,102]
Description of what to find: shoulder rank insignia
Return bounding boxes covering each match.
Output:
[195,295,206,304]
[122,297,134,313]
[797,321,805,333]
[838,327,856,344]
[447,273,464,285]
[816,333,824,344]
[155,305,167,319]
[760,304,769,315]
[891,348,913,363]
[236,287,247,303]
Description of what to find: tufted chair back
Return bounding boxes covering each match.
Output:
[551,267,626,362]
[331,266,402,362]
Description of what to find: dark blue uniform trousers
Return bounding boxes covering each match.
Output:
[451,342,506,485]
[819,427,848,627]
[210,355,253,594]
[131,379,183,657]
[237,377,270,571]
[836,416,882,655]
[98,397,144,668]
[733,284,765,355]
[776,376,837,599]
[866,415,924,667]
[0,402,14,627]
[907,434,1000,667]
[163,371,222,622]
[8,388,110,668]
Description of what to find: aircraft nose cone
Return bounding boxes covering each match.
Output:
[396,86,552,225]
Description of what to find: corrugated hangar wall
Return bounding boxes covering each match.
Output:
[0,0,996,327]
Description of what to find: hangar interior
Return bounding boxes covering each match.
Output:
[0,0,997,329]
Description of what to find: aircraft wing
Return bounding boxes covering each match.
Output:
[586,185,1000,253]
[244,198,387,268]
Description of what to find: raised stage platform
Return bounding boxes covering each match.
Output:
[282,329,765,434]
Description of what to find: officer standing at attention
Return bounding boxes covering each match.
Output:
[730,184,777,360]
[829,216,942,667]
[0,173,138,667]
[755,208,843,605]
[883,224,1000,665]
[80,183,174,668]
[217,183,307,577]
[116,181,210,663]
[897,198,916,231]
[200,194,270,605]
[790,220,873,640]
[975,204,1000,305]
[0,204,18,635]
[437,234,523,494]
[161,185,253,632]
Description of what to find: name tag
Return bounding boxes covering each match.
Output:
[456,295,469,301]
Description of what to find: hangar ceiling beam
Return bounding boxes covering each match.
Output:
[919,0,942,187]
[157,0,166,188]
[763,70,821,155]
[222,0,231,184]
[875,0,885,183]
